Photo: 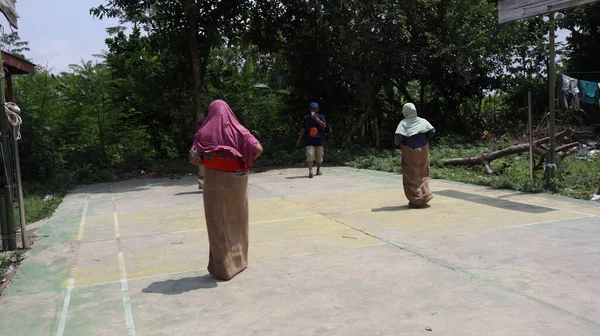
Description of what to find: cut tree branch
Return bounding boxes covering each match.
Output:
[443,130,576,175]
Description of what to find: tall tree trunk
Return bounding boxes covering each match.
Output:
[184,4,204,123]
[374,116,380,148]
[344,107,371,146]
[419,81,426,117]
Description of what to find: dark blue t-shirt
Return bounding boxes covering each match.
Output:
[303,114,326,146]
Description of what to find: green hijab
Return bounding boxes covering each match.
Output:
[395,103,434,137]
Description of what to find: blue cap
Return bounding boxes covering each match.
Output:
[310,102,319,108]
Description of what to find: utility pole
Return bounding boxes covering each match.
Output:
[0,49,16,250]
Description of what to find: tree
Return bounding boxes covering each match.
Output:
[91,0,254,122]
[101,26,194,158]
[14,61,153,183]
[2,31,30,58]
[250,0,549,144]
[560,2,600,82]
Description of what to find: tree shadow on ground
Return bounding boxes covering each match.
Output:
[142,275,218,295]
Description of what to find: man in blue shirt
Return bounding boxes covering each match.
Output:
[296,102,327,178]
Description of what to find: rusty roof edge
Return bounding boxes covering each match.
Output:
[2,50,36,73]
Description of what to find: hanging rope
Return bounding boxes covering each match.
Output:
[5,102,21,140]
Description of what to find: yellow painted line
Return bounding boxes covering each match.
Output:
[73,243,388,289]
[170,215,322,234]
[451,215,593,237]
[169,229,204,234]
[76,198,89,242]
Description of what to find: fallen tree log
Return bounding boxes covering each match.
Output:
[443,130,577,175]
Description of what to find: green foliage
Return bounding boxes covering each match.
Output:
[14,62,152,185]
[3,31,30,58]
[560,3,600,83]
[204,45,293,149]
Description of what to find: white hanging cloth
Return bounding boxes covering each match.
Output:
[0,0,18,29]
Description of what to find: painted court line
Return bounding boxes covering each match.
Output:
[451,215,593,237]
[73,243,389,290]
[170,215,322,234]
[113,196,136,336]
[76,197,89,241]
[56,196,88,336]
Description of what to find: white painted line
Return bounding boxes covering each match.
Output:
[118,251,136,336]
[57,196,88,336]
[113,196,136,336]
[56,279,74,336]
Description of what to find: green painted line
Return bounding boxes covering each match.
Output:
[391,241,600,328]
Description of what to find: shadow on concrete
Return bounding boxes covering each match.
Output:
[142,275,218,295]
[373,205,408,212]
[434,190,556,214]
[286,176,308,180]
[372,204,432,212]
[175,191,203,196]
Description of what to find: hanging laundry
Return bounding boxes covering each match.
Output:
[559,74,581,109]
[0,0,18,29]
[579,80,599,105]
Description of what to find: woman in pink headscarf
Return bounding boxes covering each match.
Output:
[190,100,263,280]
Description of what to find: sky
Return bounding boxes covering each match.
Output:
[5,0,120,73]
[0,1,572,74]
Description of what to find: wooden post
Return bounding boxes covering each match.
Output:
[14,135,27,248]
[547,12,557,179]
[528,91,534,188]
[0,49,16,250]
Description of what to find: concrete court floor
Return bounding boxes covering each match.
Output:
[1,167,600,336]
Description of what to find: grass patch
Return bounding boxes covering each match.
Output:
[16,175,71,225]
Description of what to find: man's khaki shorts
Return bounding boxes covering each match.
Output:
[306,146,324,163]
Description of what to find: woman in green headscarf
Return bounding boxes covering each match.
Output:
[395,103,436,208]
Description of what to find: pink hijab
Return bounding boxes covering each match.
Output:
[193,100,259,167]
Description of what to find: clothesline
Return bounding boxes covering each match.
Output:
[562,71,600,75]
[559,73,600,110]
